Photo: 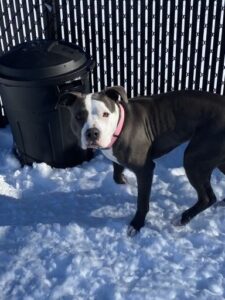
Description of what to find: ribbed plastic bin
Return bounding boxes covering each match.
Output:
[0,40,94,167]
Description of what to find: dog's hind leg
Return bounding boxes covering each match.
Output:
[180,166,216,225]
[178,131,220,225]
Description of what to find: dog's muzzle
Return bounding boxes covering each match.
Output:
[85,127,100,147]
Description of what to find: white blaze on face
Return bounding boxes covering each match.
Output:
[81,94,119,149]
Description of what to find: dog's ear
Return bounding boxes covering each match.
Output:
[57,92,82,108]
[103,86,128,103]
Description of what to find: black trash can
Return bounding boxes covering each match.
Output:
[0,40,94,167]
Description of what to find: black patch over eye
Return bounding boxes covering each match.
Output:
[103,112,109,118]
[76,111,87,121]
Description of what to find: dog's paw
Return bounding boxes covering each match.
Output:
[171,215,184,227]
[214,199,225,208]
[114,173,127,185]
[127,225,138,237]
[172,214,191,226]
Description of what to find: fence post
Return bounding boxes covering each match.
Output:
[43,0,58,40]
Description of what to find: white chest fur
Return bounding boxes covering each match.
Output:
[101,148,119,164]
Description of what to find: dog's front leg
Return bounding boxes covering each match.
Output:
[113,162,126,184]
[128,161,155,236]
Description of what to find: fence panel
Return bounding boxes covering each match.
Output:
[1,0,225,98]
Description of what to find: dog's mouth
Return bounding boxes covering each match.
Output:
[86,141,101,149]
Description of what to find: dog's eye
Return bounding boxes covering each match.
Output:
[76,113,82,120]
[76,111,86,121]
[103,112,109,118]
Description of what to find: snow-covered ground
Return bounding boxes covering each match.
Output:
[1,126,225,300]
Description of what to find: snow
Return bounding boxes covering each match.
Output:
[1,126,225,300]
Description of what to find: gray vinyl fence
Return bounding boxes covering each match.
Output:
[0,0,225,98]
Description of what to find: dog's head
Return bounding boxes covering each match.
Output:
[58,86,127,149]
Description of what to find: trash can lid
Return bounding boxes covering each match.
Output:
[0,40,94,86]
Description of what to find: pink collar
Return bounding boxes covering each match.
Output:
[106,103,125,148]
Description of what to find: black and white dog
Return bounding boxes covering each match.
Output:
[59,86,225,236]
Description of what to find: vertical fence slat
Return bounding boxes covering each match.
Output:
[199,0,209,91]
[54,0,62,40]
[8,0,19,45]
[202,0,214,91]
[167,0,175,93]
[185,0,193,90]
[174,1,182,91]
[27,1,37,40]
[158,0,162,93]
[125,1,131,98]
[96,0,105,90]
[195,0,206,91]
[132,0,138,96]
[61,0,69,42]
[213,2,225,93]
[180,0,190,90]
[172,0,179,91]
[67,1,75,43]
[140,1,146,95]
[0,0,9,52]
[187,0,198,90]
[216,5,225,94]
[2,1,14,47]
[209,0,221,92]
[119,0,125,89]
[89,0,98,91]
[153,0,159,94]
[74,1,83,46]
[111,0,118,87]
[81,1,90,57]
[103,0,111,87]
[23,0,32,41]
[1,0,11,51]
[146,0,152,95]
[160,0,168,93]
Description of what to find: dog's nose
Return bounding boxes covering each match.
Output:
[86,128,100,141]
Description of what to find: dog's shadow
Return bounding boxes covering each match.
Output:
[0,177,132,229]
[0,144,188,229]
